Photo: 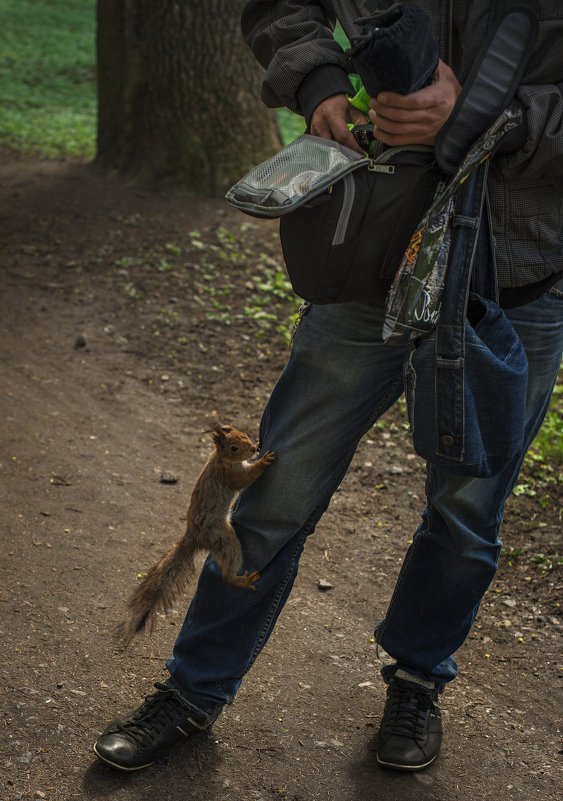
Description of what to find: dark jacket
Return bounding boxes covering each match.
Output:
[241,0,563,295]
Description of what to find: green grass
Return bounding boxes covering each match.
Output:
[0,0,338,154]
[278,109,306,145]
[0,0,307,156]
[528,382,563,464]
[0,0,97,157]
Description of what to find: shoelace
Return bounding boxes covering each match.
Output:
[382,681,435,741]
[106,684,186,745]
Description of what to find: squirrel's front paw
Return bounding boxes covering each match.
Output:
[260,451,276,465]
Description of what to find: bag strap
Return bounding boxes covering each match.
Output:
[433,160,491,331]
[435,0,538,174]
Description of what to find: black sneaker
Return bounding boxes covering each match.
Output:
[376,670,442,771]
[93,682,210,771]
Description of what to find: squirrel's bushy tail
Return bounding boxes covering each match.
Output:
[117,536,196,646]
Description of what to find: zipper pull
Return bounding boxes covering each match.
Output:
[368,162,396,174]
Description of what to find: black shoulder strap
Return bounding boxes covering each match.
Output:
[490,0,538,18]
[435,0,538,174]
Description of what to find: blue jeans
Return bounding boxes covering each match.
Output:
[167,282,563,723]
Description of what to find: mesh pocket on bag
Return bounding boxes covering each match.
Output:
[225,135,366,217]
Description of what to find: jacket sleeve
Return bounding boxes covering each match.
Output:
[498,82,563,178]
[241,0,354,123]
[496,12,563,179]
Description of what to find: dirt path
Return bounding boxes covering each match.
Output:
[1,154,561,801]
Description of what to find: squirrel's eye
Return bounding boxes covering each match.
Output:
[230,445,238,452]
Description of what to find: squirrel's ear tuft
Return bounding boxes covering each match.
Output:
[210,422,232,446]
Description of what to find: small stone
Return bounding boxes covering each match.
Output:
[503,598,517,608]
[35,792,46,799]
[318,579,333,591]
[160,471,179,484]
[414,773,434,785]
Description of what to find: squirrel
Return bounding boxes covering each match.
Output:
[117,423,275,646]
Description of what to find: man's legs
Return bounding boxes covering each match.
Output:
[94,301,409,769]
[376,284,563,768]
[93,285,562,772]
[167,301,409,713]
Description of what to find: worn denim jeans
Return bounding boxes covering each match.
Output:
[167,281,563,722]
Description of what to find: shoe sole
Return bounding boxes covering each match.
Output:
[376,753,438,771]
[93,743,154,772]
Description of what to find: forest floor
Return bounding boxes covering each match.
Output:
[1,150,561,801]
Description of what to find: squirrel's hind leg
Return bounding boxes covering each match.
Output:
[223,568,261,590]
[211,525,260,590]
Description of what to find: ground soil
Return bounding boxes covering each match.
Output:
[1,150,561,801]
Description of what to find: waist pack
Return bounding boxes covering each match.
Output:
[404,162,528,478]
[226,134,442,305]
[226,0,537,315]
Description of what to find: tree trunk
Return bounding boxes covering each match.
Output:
[96,0,282,195]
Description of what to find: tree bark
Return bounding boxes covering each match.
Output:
[96,0,282,195]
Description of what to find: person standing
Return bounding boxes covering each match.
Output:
[93,0,563,774]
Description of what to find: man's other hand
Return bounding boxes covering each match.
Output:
[368,60,461,147]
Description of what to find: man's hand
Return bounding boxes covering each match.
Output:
[310,94,368,154]
[368,60,462,147]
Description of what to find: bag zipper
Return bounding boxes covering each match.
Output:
[329,145,435,246]
[368,144,434,168]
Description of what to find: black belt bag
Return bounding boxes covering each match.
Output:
[279,143,441,304]
[225,135,442,305]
